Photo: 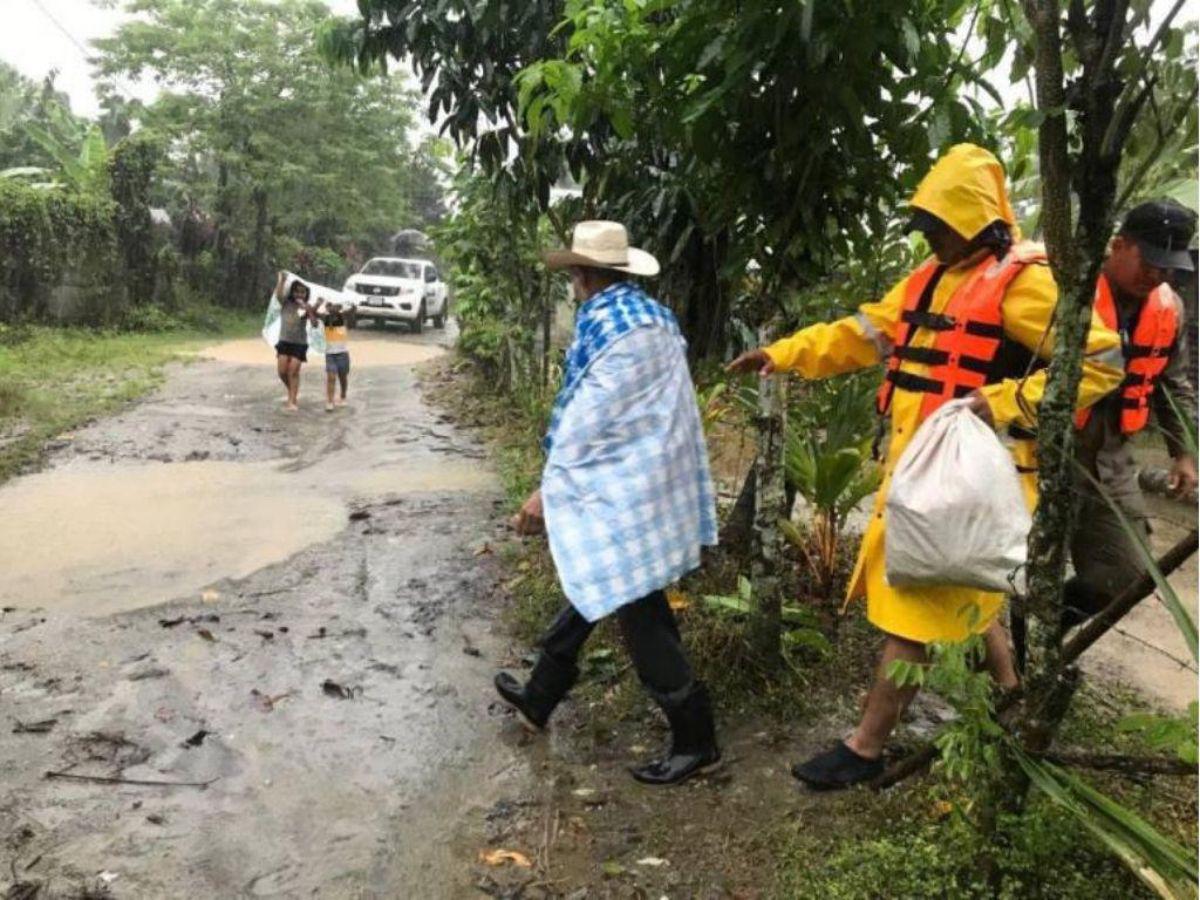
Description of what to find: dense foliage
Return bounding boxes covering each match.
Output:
[0,0,445,325]
[0,181,117,322]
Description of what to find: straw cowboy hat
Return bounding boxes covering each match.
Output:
[543,220,661,277]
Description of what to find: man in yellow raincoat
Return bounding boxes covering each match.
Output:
[728,144,1123,789]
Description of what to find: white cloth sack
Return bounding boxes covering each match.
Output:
[261,271,350,355]
[885,400,1030,594]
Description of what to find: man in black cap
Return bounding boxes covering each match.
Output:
[1065,199,1198,627]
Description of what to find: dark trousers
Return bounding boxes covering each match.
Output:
[540,590,693,701]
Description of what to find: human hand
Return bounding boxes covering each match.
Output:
[1168,455,1198,497]
[726,348,776,376]
[510,490,545,536]
[966,391,994,428]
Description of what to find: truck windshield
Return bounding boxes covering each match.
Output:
[361,260,423,279]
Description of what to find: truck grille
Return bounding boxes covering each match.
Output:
[355,283,400,296]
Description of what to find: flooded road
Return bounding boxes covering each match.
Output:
[0,326,531,897]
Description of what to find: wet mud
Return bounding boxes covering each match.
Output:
[1,327,535,897]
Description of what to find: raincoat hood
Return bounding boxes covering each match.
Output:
[909,144,1018,242]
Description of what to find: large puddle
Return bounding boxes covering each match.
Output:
[0,458,493,618]
[197,338,444,368]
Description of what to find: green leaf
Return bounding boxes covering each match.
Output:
[702,592,751,616]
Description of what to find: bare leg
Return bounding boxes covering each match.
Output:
[337,370,348,402]
[983,621,1020,690]
[286,359,302,409]
[325,371,336,410]
[845,635,927,760]
[276,355,291,400]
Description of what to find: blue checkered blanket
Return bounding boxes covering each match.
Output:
[541,286,718,621]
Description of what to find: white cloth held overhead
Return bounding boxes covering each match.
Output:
[885,400,1031,595]
[261,271,352,355]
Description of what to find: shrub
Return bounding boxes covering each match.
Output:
[0,180,120,324]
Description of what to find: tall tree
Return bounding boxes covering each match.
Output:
[95,0,437,303]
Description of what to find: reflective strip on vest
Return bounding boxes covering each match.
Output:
[855,311,893,360]
[1074,275,1180,435]
[875,242,1047,418]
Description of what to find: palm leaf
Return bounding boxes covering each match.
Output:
[21,121,85,187]
[1014,747,1198,899]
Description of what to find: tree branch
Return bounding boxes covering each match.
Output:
[1102,0,1187,156]
[1101,72,1157,161]
[1036,751,1197,776]
[1021,0,1076,274]
[1059,529,1198,665]
[1094,0,1130,77]
[1113,83,1199,212]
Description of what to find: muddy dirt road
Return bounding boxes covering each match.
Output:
[0,326,531,897]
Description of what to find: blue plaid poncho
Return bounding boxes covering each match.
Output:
[541,282,718,621]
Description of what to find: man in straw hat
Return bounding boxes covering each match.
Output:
[729,144,1123,790]
[494,220,722,785]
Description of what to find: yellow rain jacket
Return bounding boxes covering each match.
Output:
[765,144,1123,644]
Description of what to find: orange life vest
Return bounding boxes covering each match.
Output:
[1074,275,1180,435]
[877,242,1048,419]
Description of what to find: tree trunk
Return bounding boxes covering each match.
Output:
[678,229,730,364]
[541,278,552,389]
[247,188,270,309]
[749,358,786,666]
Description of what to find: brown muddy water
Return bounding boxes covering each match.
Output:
[0,457,492,618]
[197,336,444,367]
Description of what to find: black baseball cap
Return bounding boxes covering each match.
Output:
[1119,200,1196,272]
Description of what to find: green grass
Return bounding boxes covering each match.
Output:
[0,307,259,483]
[772,791,1155,899]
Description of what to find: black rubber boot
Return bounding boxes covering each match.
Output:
[494,653,577,731]
[630,683,721,786]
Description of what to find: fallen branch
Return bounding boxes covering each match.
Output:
[871,530,1198,791]
[1060,529,1198,666]
[45,770,217,789]
[1036,751,1197,776]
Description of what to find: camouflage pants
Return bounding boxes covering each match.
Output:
[1067,466,1150,615]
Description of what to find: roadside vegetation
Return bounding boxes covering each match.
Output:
[0,308,257,483]
[375,0,1198,894]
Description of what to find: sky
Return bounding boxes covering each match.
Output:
[2,0,1193,121]
[1,0,363,116]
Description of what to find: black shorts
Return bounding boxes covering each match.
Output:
[275,341,307,362]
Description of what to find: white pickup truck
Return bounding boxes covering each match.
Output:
[342,257,448,333]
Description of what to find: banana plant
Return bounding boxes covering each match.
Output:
[20,99,111,194]
[0,166,54,189]
[780,377,881,600]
